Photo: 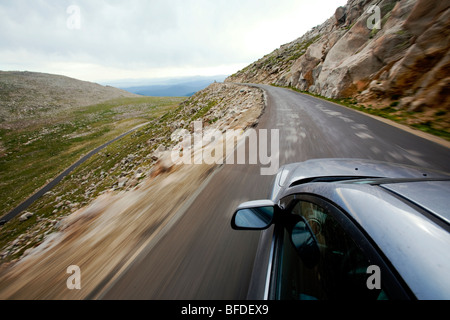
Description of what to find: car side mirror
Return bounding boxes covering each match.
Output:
[231,200,275,230]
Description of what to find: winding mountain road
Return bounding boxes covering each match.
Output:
[98,84,450,299]
[0,122,150,225]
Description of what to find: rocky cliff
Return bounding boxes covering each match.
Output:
[227,0,449,134]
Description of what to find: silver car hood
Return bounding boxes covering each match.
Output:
[277,158,449,186]
[271,158,450,201]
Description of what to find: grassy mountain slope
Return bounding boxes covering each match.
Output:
[0,71,139,126]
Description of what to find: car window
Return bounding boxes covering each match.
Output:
[276,200,389,300]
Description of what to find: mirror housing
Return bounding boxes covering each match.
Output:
[231,200,276,230]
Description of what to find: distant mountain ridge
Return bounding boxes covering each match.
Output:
[122,84,198,97]
[114,75,228,97]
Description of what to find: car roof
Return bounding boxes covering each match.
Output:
[381,180,450,225]
[283,180,450,300]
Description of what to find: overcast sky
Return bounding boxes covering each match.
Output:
[0,0,347,83]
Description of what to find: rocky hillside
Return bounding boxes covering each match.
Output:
[0,82,265,299]
[0,71,139,125]
[227,0,449,133]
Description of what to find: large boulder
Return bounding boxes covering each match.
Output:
[227,0,449,118]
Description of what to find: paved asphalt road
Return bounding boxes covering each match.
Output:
[0,122,149,225]
[99,84,450,299]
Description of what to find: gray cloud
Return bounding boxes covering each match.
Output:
[0,0,346,81]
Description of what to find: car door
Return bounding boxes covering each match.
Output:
[269,194,413,300]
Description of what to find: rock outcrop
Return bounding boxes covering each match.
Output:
[227,0,449,131]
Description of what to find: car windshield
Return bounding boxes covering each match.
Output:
[289,176,381,187]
